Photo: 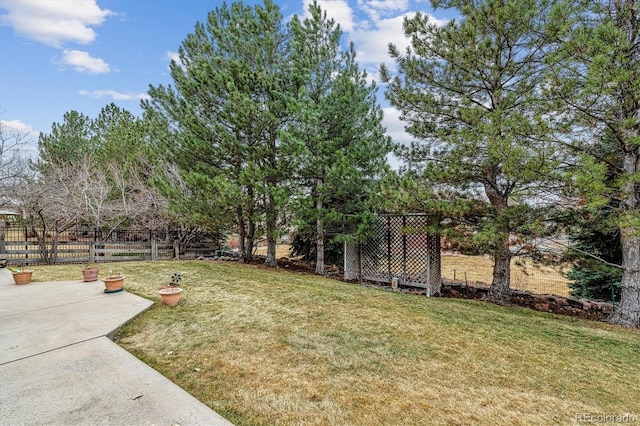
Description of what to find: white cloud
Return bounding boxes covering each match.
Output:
[357,0,408,22]
[0,0,113,47]
[382,107,411,145]
[0,119,38,137]
[351,13,413,66]
[352,12,448,67]
[55,49,110,74]
[166,51,180,64]
[78,90,150,101]
[304,0,355,32]
[295,1,449,78]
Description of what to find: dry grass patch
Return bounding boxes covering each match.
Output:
[31,261,639,425]
[253,244,294,259]
[253,245,572,297]
[442,254,571,296]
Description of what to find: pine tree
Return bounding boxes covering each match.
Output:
[560,132,623,302]
[37,110,93,171]
[381,0,563,304]
[144,0,294,264]
[566,214,622,301]
[289,1,391,274]
[547,0,639,327]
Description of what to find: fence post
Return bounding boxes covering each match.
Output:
[151,230,157,261]
[402,216,407,284]
[24,226,28,261]
[0,226,5,258]
[89,228,96,263]
[387,217,392,282]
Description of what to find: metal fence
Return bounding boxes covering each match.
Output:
[345,215,442,296]
[439,254,573,297]
[0,225,223,266]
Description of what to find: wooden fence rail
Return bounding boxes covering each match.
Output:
[0,226,221,266]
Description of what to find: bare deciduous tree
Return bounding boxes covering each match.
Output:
[1,119,36,210]
[19,152,169,263]
[21,159,85,264]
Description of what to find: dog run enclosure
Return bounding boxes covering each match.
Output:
[344,214,442,296]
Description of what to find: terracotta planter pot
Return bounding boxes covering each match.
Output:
[82,268,99,282]
[103,276,124,292]
[13,270,33,285]
[159,287,183,306]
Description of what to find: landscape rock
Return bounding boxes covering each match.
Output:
[534,303,550,312]
[440,280,613,321]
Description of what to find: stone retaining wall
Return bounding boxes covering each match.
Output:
[441,281,614,321]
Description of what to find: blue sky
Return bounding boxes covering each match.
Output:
[0,0,452,155]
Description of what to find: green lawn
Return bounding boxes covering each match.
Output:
[31,261,640,425]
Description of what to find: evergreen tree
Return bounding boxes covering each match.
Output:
[289,1,392,274]
[566,212,622,301]
[38,104,148,173]
[91,103,147,171]
[547,0,639,327]
[561,132,623,302]
[143,0,294,265]
[37,110,93,170]
[381,0,563,304]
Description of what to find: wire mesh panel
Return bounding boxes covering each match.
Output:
[345,215,441,296]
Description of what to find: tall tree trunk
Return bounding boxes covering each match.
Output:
[237,207,247,262]
[51,232,60,265]
[488,243,512,304]
[315,185,324,274]
[32,213,50,265]
[264,191,277,267]
[484,177,512,304]
[610,230,640,328]
[245,185,257,262]
[245,218,256,262]
[609,148,640,328]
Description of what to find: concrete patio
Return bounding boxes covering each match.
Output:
[0,268,233,425]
